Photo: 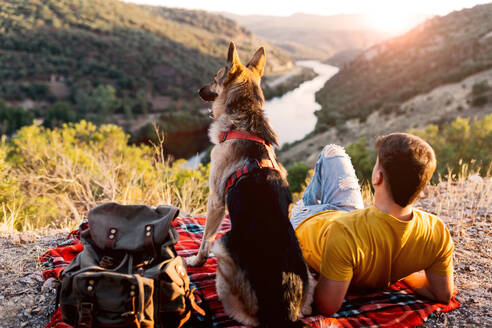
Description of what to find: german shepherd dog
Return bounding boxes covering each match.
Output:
[186,42,313,327]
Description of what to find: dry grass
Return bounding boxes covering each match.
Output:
[0,122,209,233]
[416,169,491,326]
[0,160,490,327]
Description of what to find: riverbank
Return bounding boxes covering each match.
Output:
[263,66,318,100]
[264,60,338,145]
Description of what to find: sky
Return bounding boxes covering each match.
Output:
[123,0,491,33]
[123,0,490,16]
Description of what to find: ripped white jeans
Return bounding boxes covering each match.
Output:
[290,144,364,229]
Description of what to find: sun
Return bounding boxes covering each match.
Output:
[367,10,424,35]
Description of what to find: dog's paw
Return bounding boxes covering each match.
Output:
[185,254,206,267]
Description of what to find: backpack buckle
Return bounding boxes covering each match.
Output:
[99,255,114,269]
[121,310,136,317]
[80,302,93,312]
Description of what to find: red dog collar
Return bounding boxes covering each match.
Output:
[220,131,267,144]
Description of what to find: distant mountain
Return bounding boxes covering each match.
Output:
[0,0,292,108]
[221,12,389,60]
[324,48,364,68]
[315,3,492,129]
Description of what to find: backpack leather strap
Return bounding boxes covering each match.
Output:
[78,281,96,328]
[104,227,118,250]
[78,302,94,328]
[144,224,158,258]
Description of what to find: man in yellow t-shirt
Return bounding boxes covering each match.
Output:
[290,133,455,315]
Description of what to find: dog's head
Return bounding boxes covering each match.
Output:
[199,42,266,120]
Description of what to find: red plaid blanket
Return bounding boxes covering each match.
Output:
[40,216,459,328]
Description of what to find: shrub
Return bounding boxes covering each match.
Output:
[0,121,209,231]
[345,137,376,183]
[410,114,492,179]
[287,162,310,193]
[472,95,488,107]
[471,80,490,107]
[471,80,490,96]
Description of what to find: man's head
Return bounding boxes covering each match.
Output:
[371,133,436,207]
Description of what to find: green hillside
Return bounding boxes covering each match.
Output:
[0,0,291,108]
[0,0,295,158]
[314,3,492,129]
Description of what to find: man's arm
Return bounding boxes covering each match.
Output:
[314,275,351,316]
[403,270,454,304]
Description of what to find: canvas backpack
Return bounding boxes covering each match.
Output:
[60,202,205,328]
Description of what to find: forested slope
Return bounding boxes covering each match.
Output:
[0,0,291,107]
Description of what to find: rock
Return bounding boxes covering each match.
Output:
[41,278,58,293]
[31,306,42,314]
[7,234,21,246]
[20,272,44,285]
[19,231,38,244]
[468,174,483,184]
[438,181,449,189]
[35,295,45,303]
[7,232,38,245]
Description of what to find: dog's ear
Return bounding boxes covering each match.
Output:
[227,41,241,71]
[246,47,266,77]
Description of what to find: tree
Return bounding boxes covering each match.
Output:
[43,102,78,128]
[74,84,118,122]
[0,100,34,135]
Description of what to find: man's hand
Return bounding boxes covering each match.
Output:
[403,270,454,304]
[314,276,351,316]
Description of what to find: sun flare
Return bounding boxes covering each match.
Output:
[367,11,424,34]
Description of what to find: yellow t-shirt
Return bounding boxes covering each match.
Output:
[295,206,454,289]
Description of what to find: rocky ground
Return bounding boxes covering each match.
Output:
[0,229,68,328]
[0,176,490,328]
[416,175,491,327]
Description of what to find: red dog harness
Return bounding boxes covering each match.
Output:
[220,131,281,193]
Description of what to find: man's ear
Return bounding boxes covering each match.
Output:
[246,47,266,77]
[227,41,241,71]
[372,168,383,186]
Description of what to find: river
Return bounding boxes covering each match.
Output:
[264,60,339,146]
[184,60,338,168]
